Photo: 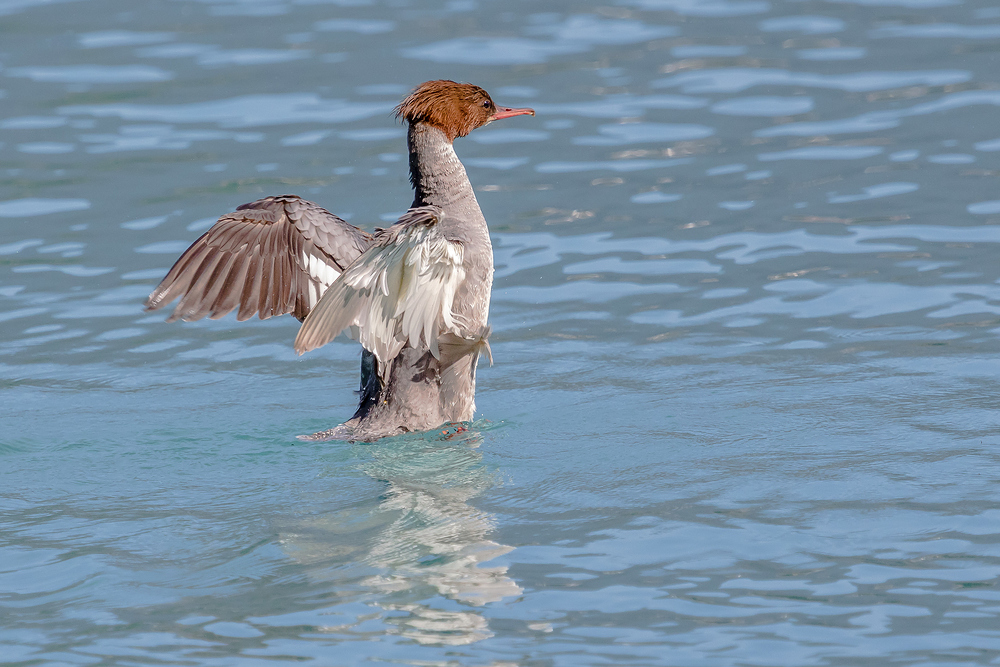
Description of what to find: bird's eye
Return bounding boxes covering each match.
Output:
[482,100,492,108]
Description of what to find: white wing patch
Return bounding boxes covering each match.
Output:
[294,206,466,382]
[302,252,341,287]
[299,251,341,308]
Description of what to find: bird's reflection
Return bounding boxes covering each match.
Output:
[279,425,521,646]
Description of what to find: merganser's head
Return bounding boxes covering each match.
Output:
[395,80,535,142]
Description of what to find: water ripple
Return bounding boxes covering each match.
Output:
[756,90,1000,137]
[533,94,708,118]
[797,46,868,60]
[758,146,883,160]
[6,65,173,83]
[711,95,814,116]
[77,30,174,48]
[60,95,394,128]
[535,158,693,173]
[872,23,1000,38]
[313,18,394,34]
[654,68,971,93]
[759,15,845,34]
[573,123,714,145]
[0,199,90,217]
[622,0,771,17]
[138,44,310,67]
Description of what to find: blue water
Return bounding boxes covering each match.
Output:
[4,0,1000,663]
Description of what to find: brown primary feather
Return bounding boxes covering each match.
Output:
[170,251,225,322]
[160,245,216,322]
[212,253,251,319]
[238,250,264,322]
[148,241,209,313]
[277,243,294,316]
[258,255,276,318]
[190,251,237,321]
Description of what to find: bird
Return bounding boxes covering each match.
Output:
[144,80,535,441]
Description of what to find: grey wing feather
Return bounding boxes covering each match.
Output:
[145,195,373,322]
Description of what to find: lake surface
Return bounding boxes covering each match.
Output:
[4,0,1000,663]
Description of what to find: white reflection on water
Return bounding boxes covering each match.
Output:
[0,198,91,217]
[827,181,918,203]
[871,23,1000,39]
[137,44,310,67]
[758,15,845,34]
[533,94,708,118]
[797,47,868,60]
[60,95,394,127]
[80,125,263,153]
[711,95,814,116]
[405,14,677,65]
[523,14,678,44]
[757,90,1000,137]
[313,18,394,34]
[654,68,970,93]
[622,0,770,17]
[0,116,67,129]
[6,65,174,83]
[17,141,75,154]
[573,122,714,145]
[0,0,86,17]
[278,429,520,646]
[757,146,882,161]
[77,30,175,48]
[535,157,693,173]
[402,37,589,66]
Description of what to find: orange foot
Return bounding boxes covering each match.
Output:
[440,424,469,439]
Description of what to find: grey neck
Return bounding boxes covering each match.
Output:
[406,122,494,334]
[407,124,483,221]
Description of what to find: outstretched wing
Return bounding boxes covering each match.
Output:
[293,206,466,377]
[145,195,373,322]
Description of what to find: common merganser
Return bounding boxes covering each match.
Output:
[145,80,535,441]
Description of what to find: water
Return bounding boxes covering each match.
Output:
[3,0,1000,663]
